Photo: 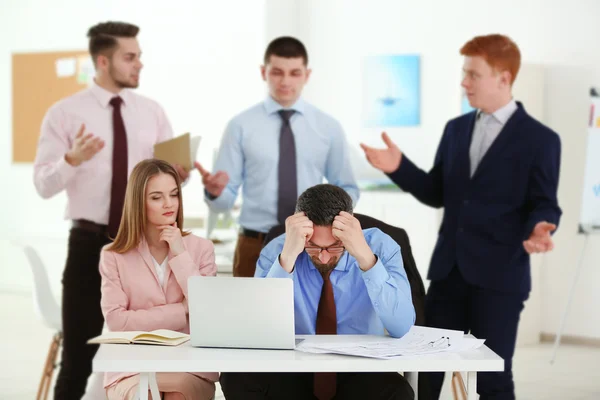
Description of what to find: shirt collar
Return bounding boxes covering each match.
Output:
[90,80,130,108]
[477,99,518,125]
[492,99,518,124]
[263,95,306,116]
[305,250,352,273]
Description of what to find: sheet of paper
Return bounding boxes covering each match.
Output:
[55,57,76,77]
[190,136,201,162]
[87,331,144,343]
[447,338,485,353]
[296,326,470,359]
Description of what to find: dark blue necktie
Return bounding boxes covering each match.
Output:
[277,110,297,225]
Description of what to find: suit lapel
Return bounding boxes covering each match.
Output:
[137,238,163,289]
[137,236,189,292]
[163,238,189,290]
[163,254,173,290]
[471,103,527,181]
[456,111,478,180]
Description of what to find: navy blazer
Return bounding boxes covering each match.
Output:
[388,102,562,293]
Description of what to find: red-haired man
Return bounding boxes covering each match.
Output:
[362,34,561,399]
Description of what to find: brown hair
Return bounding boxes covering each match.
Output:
[460,34,521,85]
[107,159,189,254]
[296,184,353,226]
[264,36,309,66]
[87,21,139,64]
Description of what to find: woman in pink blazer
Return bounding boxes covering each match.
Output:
[99,159,218,400]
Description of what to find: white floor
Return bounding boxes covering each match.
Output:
[3,291,600,400]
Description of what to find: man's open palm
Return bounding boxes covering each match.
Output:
[360,132,403,173]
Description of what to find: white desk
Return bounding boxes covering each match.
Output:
[93,335,503,400]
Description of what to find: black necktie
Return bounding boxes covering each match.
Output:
[277,109,297,225]
[108,96,128,238]
[314,270,337,400]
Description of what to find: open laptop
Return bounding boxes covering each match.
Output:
[188,276,298,350]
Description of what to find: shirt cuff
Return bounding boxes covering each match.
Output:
[56,155,79,184]
[361,256,389,288]
[204,189,218,201]
[266,255,294,278]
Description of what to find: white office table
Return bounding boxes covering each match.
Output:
[93,334,503,400]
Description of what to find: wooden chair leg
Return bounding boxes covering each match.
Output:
[36,336,54,400]
[37,332,62,400]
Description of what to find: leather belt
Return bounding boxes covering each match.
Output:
[239,227,267,240]
[72,219,108,235]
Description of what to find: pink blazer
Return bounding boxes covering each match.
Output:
[99,233,219,388]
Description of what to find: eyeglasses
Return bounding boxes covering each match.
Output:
[304,245,345,255]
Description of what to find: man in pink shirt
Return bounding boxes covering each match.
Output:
[33,21,186,399]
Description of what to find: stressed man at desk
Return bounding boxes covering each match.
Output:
[219,184,415,400]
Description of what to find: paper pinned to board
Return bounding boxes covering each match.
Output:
[55,57,76,77]
[154,133,201,171]
[77,56,95,86]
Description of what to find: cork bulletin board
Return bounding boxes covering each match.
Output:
[12,51,93,162]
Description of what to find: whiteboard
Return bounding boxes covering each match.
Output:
[578,92,600,234]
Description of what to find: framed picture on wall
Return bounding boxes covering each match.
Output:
[362,54,420,127]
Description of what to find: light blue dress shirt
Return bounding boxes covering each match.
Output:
[255,228,415,338]
[205,96,360,233]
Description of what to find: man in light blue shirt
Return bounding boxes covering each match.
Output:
[195,37,359,278]
[219,184,415,400]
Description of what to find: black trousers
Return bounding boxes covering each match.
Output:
[53,227,111,399]
[423,267,528,400]
[220,372,414,400]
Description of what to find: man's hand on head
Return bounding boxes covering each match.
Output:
[280,212,314,273]
[332,211,377,271]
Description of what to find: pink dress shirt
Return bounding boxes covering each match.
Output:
[99,233,219,388]
[33,83,174,225]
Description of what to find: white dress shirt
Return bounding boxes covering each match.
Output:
[151,256,168,288]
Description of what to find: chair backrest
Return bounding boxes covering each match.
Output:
[23,245,62,331]
[263,213,426,326]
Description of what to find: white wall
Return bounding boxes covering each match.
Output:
[3,0,600,341]
[0,0,266,292]
[292,0,600,340]
[541,66,600,340]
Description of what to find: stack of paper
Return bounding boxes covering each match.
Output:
[295,326,485,359]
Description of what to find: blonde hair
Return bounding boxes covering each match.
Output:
[107,159,189,253]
